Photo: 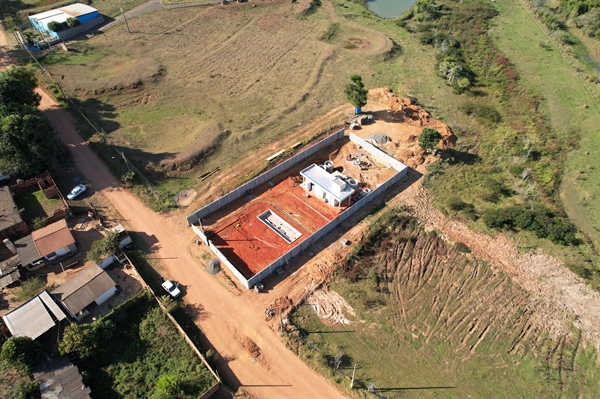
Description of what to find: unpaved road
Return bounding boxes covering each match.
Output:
[0,22,344,398]
[37,70,345,399]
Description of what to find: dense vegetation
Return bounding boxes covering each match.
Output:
[400,0,578,245]
[74,292,215,399]
[0,67,64,176]
[0,337,43,373]
[86,231,120,263]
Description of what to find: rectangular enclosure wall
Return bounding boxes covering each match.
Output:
[188,130,409,289]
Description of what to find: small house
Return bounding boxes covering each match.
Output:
[28,3,104,40]
[34,356,91,399]
[300,163,356,207]
[52,264,116,320]
[2,291,67,340]
[32,219,76,262]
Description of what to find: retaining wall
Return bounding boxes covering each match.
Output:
[189,130,409,289]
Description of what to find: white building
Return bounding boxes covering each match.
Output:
[300,163,355,207]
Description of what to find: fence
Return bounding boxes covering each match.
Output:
[186,129,345,226]
[191,129,409,289]
[122,253,222,397]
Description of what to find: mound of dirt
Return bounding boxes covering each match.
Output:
[370,88,457,149]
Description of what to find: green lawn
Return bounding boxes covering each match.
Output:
[13,188,63,226]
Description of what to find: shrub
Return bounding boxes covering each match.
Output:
[47,21,63,32]
[86,231,120,263]
[66,17,80,28]
[59,319,115,359]
[454,242,471,253]
[31,216,47,231]
[419,127,442,150]
[16,277,45,302]
[7,380,39,399]
[0,337,43,373]
[459,101,501,123]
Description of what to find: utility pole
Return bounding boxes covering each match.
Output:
[350,364,357,389]
[120,7,131,33]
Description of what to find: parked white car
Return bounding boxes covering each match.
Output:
[161,280,181,298]
[67,184,87,200]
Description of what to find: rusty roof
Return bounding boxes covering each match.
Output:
[0,186,22,232]
[32,219,75,258]
[52,264,115,315]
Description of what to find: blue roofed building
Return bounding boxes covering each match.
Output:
[28,3,104,40]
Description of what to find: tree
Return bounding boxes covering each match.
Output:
[0,105,64,175]
[418,127,442,150]
[0,337,43,373]
[58,319,115,359]
[344,75,368,110]
[47,21,63,32]
[7,381,39,399]
[66,17,80,28]
[0,67,41,108]
[86,231,120,263]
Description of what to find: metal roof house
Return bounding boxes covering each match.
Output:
[52,264,116,320]
[300,163,356,207]
[32,219,76,262]
[34,355,91,399]
[2,291,67,340]
[28,3,104,40]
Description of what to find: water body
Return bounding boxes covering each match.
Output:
[366,0,417,18]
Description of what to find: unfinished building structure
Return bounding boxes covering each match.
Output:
[187,129,408,289]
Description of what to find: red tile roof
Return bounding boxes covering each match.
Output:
[31,219,75,258]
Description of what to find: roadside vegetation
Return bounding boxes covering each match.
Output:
[61,291,216,399]
[289,209,600,398]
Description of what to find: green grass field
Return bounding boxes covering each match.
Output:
[489,0,600,248]
[13,188,64,225]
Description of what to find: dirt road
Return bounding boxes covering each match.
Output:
[37,87,345,399]
[0,22,344,398]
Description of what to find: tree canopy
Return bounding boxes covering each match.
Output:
[86,231,120,263]
[59,319,115,359]
[344,75,368,108]
[0,336,43,373]
[0,67,41,109]
[0,105,63,175]
[418,127,442,150]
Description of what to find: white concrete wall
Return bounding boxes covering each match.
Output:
[94,286,117,306]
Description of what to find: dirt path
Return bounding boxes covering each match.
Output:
[37,93,345,398]
[0,21,344,398]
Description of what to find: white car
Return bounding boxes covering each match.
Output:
[67,184,87,200]
[161,280,181,298]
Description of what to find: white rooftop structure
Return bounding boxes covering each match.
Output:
[29,3,97,22]
[3,291,67,339]
[300,163,355,206]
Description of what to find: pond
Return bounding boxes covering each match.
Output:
[366,0,417,19]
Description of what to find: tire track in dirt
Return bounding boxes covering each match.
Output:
[393,180,600,359]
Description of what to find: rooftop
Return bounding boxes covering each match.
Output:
[300,163,355,202]
[0,186,22,232]
[30,3,98,21]
[2,291,67,339]
[32,219,75,258]
[34,355,91,399]
[15,234,41,265]
[52,264,116,315]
